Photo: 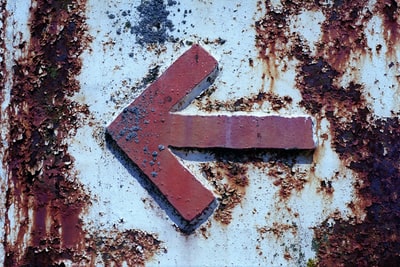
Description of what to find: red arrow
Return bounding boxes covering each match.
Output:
[107,45,315,225]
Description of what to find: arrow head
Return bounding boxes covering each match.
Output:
[107,45,218,227]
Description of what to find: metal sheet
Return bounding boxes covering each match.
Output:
[1,0,399,266]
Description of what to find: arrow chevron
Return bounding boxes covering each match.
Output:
[107,45,315,226]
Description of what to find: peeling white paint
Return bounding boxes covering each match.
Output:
[361,15,400,117]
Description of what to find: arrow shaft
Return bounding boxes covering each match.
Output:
[168,114,315,149]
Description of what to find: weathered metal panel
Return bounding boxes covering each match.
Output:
[1,0,400,266]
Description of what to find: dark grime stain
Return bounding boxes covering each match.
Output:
[131,0,176,46]
[256,0,400,265]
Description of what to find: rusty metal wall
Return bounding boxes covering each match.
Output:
[1,0,400,266]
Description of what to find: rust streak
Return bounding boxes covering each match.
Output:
[3,0,91,265]
[376,0,400,59]
[317,0,371,71]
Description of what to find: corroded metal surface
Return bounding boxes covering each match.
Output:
[2,0,90,263]
[1,0,400,266]
[254,0,400,265]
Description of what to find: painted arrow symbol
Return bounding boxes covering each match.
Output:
[107,45,315,228]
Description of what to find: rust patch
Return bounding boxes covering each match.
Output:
[308,116,400,266]
[86,229,166,266]
[3,0,91,264]
[267,159,308,200]
[376,0,400,58]
[254,1,317,85]
[11,228,165,266]
[317,0,371,71]
[257,222,298,239]
[2,0,164,266]
[255,1,372,72]
[200,161,249,225]
[194,89,293,112]
[256,0,400,265]
[200,148,312,227]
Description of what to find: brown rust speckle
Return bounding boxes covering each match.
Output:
[195,90,293,112]
[199,221,212,239]
[256,221,299,263]
[201,160,249,225]
[267,158,309,200]
[257,222,298,239]
[86,229,166,266]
